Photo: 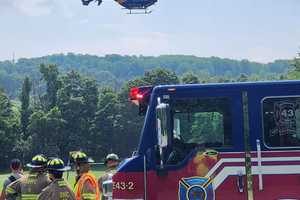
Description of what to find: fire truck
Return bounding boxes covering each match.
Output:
[104,80,300,200]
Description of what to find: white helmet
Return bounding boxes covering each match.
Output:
[105,153,120,164]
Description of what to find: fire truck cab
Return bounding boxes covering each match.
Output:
[110,81,300,200]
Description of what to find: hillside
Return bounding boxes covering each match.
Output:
[0,53,291,97]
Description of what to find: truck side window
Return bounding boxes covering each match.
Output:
[263,97,300,148]
[171,97,232,151]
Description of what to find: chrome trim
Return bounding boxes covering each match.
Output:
[256,139,263,191]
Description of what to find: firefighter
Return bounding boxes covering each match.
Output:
[38,158,75,200]
[98,154,120,199]
[71,151,100,200]
[0,159,23,200]
[5,154,51,200]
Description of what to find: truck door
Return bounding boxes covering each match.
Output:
[148,91,249,200]
[248,88,300,199]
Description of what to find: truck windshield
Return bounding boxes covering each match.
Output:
[172,97,232,148]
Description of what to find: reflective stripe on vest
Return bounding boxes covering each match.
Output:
[75,173,100,200]
[6,186,16,194]
[82,193,97,199]
[58,180,67,187]
[21,193,38,200]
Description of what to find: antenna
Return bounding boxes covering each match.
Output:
[12,52,15,64]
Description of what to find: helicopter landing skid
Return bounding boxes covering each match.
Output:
[123,8,152,14]
[128,10,152,14]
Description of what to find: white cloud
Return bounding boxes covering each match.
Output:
[12,0,54,16]
[0,0,76,17]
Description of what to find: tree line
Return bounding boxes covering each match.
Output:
[0,65,183,169]
[0,54,298,170]
[0,54,291,98]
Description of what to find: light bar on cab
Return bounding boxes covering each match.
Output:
[129,86,153,106]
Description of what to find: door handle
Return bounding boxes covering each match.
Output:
[237,171,244,193]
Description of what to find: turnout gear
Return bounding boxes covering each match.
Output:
[1,172,23,200]
[38,158,75,200]
[6,155,50,200]
[38,179,75,200]
[71,151,100,200]
[5,172,50,200]
[3,173,23,190]
[0,159,23,200]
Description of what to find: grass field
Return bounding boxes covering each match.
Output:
[0,167,105,192]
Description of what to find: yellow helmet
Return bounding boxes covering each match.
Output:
[70,151,94,164]
[26,154,48,168]
[47,158,71,172]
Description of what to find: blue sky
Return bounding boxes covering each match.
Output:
[0,0,299,62]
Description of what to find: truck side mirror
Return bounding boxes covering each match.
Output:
[156,103,169,148]
[156,102,170,173]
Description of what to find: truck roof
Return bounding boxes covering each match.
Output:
[152,80,300,93]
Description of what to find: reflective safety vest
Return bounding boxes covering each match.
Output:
[75,173,100,200]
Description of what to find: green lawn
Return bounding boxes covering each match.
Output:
[0,167,105,192]
[0,173,7,191]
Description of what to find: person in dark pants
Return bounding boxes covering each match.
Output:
[0,159,23,200]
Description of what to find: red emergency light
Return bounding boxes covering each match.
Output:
[130,87,143,101]
[130,86,152,101]
[129,86,153,114]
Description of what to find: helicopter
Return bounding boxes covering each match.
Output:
[81,0,157,14]
[115,0,157,14]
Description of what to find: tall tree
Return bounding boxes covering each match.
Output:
[181,72,199,84]
[40,64,60,110]
[28,107,66,157]
[92,88,121,158]
[20,77,32,138]
[287,52,300,80]
[0,90,20,168]
[0,89,11,119]
[293,52,300,72]
[57,70,99,156]
[142,68,180,85]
